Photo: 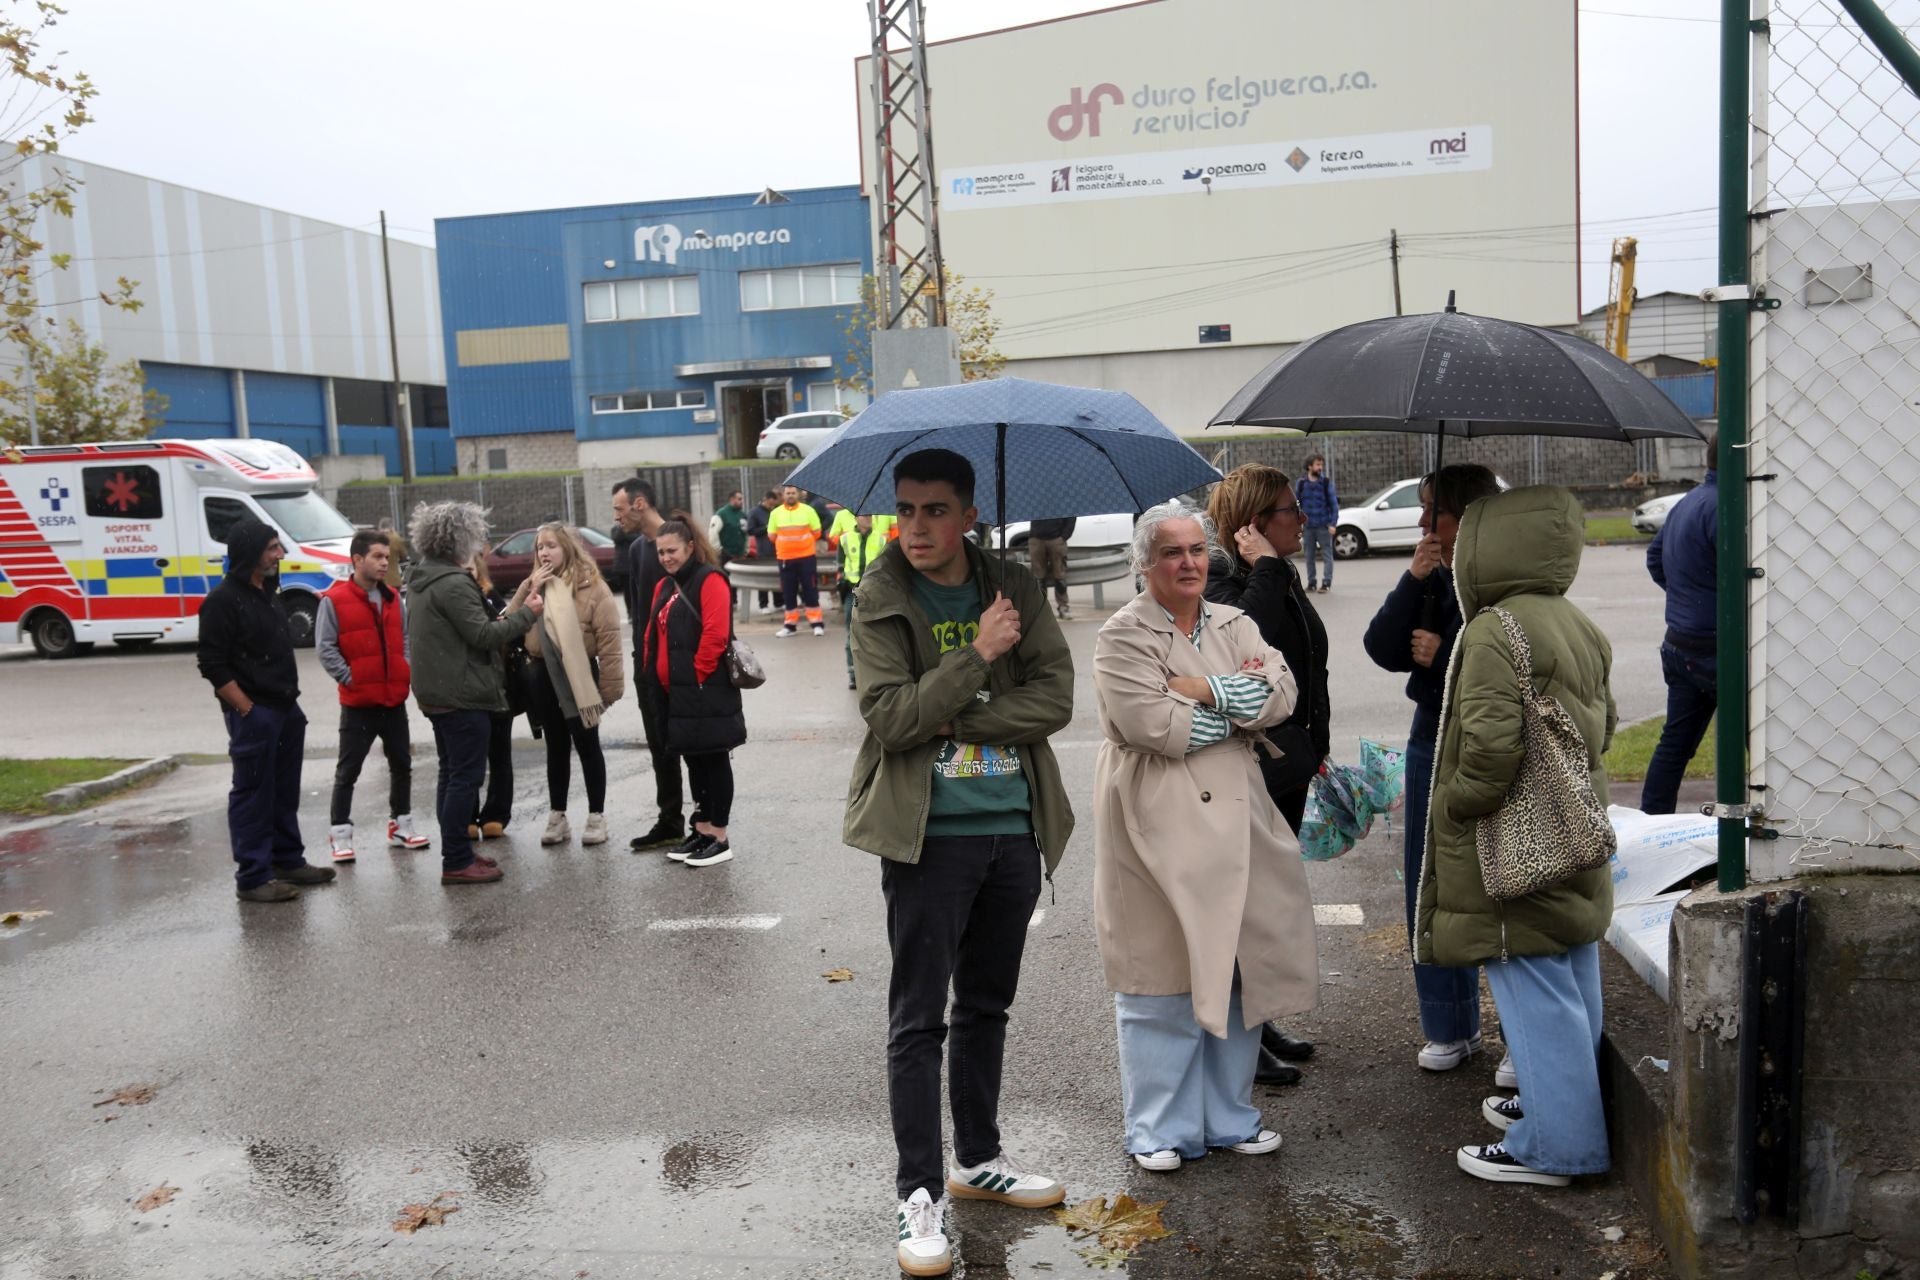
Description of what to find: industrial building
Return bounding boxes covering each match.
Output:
[434,185,872,471]
[9,157,449,474]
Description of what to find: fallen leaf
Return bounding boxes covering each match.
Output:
[133,1183,178,1212]
[821,967,855,982]
[92,1084,158,1108]
[2,910,50,925]
[1054,1193,1173,1254]
[393,1191,461,1234]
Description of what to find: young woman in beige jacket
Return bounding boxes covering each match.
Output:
[509,523,625,845]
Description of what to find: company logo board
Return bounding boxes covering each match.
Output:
[634,222,795,264]
[942,126,1493,211]
[1046,72,1378,142]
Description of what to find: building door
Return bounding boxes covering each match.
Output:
[721,382,791,458]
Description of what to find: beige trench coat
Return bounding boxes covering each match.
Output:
[1092,592,1320,1038]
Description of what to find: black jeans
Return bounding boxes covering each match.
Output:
[537,696,606,812]
[1642,642,1718,814]
[684,751,734,827]
[428,709,490,872]
[636,679,684,823]
[475,711,514,826]
[882,832,1043,1200]
[224,702,310,889]
[331,703,412,825]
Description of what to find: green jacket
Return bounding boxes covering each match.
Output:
[406,558,537,712]
[1415,486,1617,968]
[844,540,1076,871]
[716,503,748,558]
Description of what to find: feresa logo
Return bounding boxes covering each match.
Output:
[1285,147,1310,172]
[1048,83,1123,141]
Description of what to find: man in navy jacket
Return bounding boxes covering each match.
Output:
[1642,455,1719,813]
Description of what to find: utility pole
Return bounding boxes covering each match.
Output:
[1389,228,1404,317]
[379,211,417,482]
[23,343,38,446]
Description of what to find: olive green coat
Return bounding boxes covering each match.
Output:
[406,558,537,713]
[1415,486,1618,968]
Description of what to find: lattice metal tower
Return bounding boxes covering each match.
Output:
[867,0,947,330]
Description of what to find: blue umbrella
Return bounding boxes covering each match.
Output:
[784,378,1220,536]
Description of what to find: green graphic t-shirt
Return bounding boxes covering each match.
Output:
[909,571,1033,837]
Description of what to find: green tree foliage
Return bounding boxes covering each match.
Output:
[0,319,165,444]
[839,265,1006,409]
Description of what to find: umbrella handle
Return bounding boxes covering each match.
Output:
[997,421,1008,581]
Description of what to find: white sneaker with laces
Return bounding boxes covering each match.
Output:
[895,1187,952,1277]
[774,625,798,638]
[541,811,571,846]
[1483,1094,1524,1132]
[1418,1031,1484,1072]
[1457,1140,1569,1186]
[387,814,431,850]
[328,823,356,864]
[1495,1051,1518,1089]
[1227,1128,1283,1155]
[1133,1149,1182,1172]
[581,813,609,846]
[946,1151,1065,1208]
[811,623,826,637]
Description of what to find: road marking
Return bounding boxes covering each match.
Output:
[647,915,782,933]
[1315,904,1364,926]
[1028,909,1045,929]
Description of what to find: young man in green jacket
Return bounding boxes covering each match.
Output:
[845,448,1075,1278]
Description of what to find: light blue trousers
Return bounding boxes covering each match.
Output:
[1113,983,1263,1158]
[1484,942,1612,1176]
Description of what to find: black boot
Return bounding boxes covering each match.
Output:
[1255,1046,1303,1086]
[1261,1023,1316,1061]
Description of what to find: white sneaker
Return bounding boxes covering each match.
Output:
[1227,1128,1283,1155]
[581,813,608,846]
[1457,1140,1569,1187]
[387,814,431,850]
[1495,1051,1518,1090]
[895,1187,952,1277]
[328,823,356,864]
[1133,1149,1181,1172]
[946,1151,1065,1208]
[1418,1032,1484,1072]
[774,625,798,638]
[540,811,571,846]
[1483,1094,1524,1132]
[811,623,825,637]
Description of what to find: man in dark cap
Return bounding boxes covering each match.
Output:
[196,516,336,902]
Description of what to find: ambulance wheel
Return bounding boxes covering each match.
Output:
[28,610,81,659]
[280,595,318,649]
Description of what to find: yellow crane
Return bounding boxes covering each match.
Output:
[1604,236,1637,360]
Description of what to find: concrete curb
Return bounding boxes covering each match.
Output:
[42,755,181,809]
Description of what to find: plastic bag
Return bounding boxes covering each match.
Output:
[1296,740,1410,861]
[1359,738,1407,813]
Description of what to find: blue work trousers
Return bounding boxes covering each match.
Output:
[1641,643,1717,815]
[428,709,491,873]
[224,702,311,890]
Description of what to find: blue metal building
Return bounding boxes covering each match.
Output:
[435,185,872,471]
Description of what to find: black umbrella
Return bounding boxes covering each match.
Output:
[1208,292,1707,470]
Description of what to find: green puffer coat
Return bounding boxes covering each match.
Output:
[1415,486,1618,968]
[406,558,537,712]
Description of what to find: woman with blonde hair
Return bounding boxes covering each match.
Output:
[508,522,624,847]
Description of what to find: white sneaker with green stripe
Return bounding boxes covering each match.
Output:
[945,1151,1066,1208]
[896,1187,952,1277]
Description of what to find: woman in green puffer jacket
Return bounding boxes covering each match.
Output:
[1415,485,1617,1190]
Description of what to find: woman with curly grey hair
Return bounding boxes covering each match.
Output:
[406,501,544,885]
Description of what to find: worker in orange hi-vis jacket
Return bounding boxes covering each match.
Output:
[768,484,825,638]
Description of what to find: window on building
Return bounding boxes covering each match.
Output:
[83,464,164,520]
[487,448,509,472]
[583,275,700,322]
[808,381,870,414]
[739,263,862,312]
[589,389,709,414]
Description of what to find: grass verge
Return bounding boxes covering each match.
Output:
[1604,717,1714,784]
[1586,515,1652,544]
[0,758,137,815]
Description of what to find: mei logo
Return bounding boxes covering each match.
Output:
[1048,82,1123,141]
[951,177,975,195]
[1430,132,1469,156]
[634,223,684,265]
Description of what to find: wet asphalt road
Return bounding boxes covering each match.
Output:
[0,548,1674,1279]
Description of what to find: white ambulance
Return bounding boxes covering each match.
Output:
[0,438,359,657]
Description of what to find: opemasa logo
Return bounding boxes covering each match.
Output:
[634,222,793,264]
[1181,162,1269,181]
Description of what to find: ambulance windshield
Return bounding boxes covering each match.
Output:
[254,490,355,544]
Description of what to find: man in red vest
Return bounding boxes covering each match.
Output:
[317,530,431,862]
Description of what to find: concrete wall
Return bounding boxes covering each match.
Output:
[457,432,582,475]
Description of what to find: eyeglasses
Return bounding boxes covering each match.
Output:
[1263,503,1303,518]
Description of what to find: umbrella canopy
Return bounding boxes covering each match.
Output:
[785,377,1220,526]
[1209,304,1706,443]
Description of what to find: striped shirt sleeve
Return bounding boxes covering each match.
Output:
[1187,705,1233,753]
[1206,673,1271,723]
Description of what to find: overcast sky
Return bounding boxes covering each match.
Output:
[50,0,1719,312]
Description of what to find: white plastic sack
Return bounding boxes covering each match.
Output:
[1606,804,1717,907]
[1605,891,1685,1003]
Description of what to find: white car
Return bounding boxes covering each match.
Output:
[1633,492,1685,534]
[1333,477,1427,559]
[756,410,848,460]
[989,512,1136,550]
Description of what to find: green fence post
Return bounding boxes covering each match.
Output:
[1716,0,1751,892]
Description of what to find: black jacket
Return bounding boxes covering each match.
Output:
[746,504,773,558]
[1205,552,1330,763]
[624,532,664,655]
[196,517,300,708]
[647,563,746,756]
[1362,566,1462,745]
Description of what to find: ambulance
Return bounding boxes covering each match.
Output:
[0,438,359,657]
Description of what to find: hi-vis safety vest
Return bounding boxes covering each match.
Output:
[767,503,822,561]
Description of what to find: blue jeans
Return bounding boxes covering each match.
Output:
[1404,735,1482,1042]
[428,709,491,873]
[1302,526,1335,587]
[1114,979,1263,1158]
[224,702,311,889]
[1484,942,1611,1176]
[1641,642,1717,815]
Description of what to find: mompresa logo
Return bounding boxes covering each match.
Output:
[1048,83,1123,141]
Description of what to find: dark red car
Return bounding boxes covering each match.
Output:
[484,526,622,594]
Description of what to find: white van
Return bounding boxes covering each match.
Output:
[0,438,357,657]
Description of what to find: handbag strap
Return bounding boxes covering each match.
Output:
[1481,606,1536,686]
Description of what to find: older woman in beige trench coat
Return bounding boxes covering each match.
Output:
[1093,502,1321,1172]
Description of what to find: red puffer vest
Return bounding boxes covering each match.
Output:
[326,579,411,708]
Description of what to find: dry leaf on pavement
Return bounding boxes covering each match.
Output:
[822,968,855,982]
[2,910,51,925]
[393,1191,461,1233]
[93,1084,158,1108]
[133,1183,179,1212]
[1054,1193,1173,1254]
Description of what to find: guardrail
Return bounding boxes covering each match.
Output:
[721,545,1135,617]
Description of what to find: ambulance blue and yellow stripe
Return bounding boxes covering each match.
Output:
[59,554,343,597]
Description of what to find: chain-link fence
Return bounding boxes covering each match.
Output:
[332,465,696,543]
[1748,0,1920,878]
